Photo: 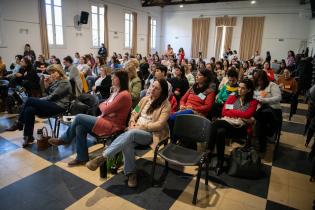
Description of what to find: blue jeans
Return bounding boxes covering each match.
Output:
[86,76,97,91]
[103,129,152,175]
[19,97,65,137]
[60,114,97,161]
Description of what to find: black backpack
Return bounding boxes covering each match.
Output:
[69,94,99,116]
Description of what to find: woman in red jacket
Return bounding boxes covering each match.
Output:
[209,79,258,175]
[263,61,275,82]
[48,70,132,166]
[168,69,215,140]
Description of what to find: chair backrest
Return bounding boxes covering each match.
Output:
[173,114,211,143]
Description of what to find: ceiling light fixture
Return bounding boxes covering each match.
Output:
[251,0,256,4]
[179,4,184,8]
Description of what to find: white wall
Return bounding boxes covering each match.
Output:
[308,19,315,56]
[0,0,162,64]
[161,0,311,61]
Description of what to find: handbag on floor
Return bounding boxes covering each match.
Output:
[36,127,51,151]
[228,146,262,179]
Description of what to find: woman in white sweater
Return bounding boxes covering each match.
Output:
[253,70,282,152]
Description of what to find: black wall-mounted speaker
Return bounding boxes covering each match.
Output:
[79,11,89,24]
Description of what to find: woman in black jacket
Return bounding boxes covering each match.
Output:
[169,64,189,103]
[92,65,112,100]
[18,57,40,96]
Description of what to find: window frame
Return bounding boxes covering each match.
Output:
[45,0,65,48]
[150,18,157,50]
[91,4,105,48]
[124,12,133,49]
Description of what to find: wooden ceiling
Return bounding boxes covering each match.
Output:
[141,0,250,7]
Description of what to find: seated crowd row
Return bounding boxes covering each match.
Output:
[1,46,313,187]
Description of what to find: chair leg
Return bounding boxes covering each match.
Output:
[53,117,58,138]
[205,157,209,186]
[56,118,61,138]
[48,118,53,135]
[151,152,158,186]
[192,162,202,205]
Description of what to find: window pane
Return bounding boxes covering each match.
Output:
[153,20,156,25]
[55,25,63,45]
[99,7,104,15]
[46,5,52,25]
[130,20,133,47]
[92,29,99,46]
[125,33,129,48]
[125,20,129,34]
[45,0,51,4]
[47,24,54,44]
[125,13,129,20]
[91,6,97,14]
[92,14,98,30]
[54,0,61,6]
[54,6,62,26]
[99,14,104,45]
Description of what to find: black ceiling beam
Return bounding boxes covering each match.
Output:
[142,0,248,7]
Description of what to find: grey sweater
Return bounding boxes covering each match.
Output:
[67,65,83,97]
[41,79,72,109]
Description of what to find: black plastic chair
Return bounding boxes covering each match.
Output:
[273,111,283,161]
[151,114,211,205]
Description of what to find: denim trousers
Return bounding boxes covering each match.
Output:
[103,129,152,175]
[86,76,97,91]
[60,114,97,161]
[19,97,65,137]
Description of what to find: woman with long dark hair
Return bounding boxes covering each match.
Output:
[169,64,189,103]
[209,79,258,175]
[253,70,282,152]
[86,79,171,188]
[48,70,132,166]
[168,69,216,138]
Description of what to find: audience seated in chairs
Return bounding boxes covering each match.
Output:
[277,68,298,119]
[211,68,239,119]
[6,55,22,81]
[169,64,189,104]
[34,54,49,73]
[85,79,171,188]
[125,59,142,108]
[16,57,41,97]
[92,65,112,100]
[48,70,132,167]
[6,64,72,147]
[168,69,215,138]
[277,68,298,102]
[86,56,105,91]
[263,61,275,82]
[253,70,282,152]
[63,56,83,98]
[145,64,173,99]
[209,79,258,175]
[77,56,91,76]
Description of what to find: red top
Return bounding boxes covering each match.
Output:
[222,95,258,119]
[265,69,275,81]
[180,88,215,116]
[92,90,132,136]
